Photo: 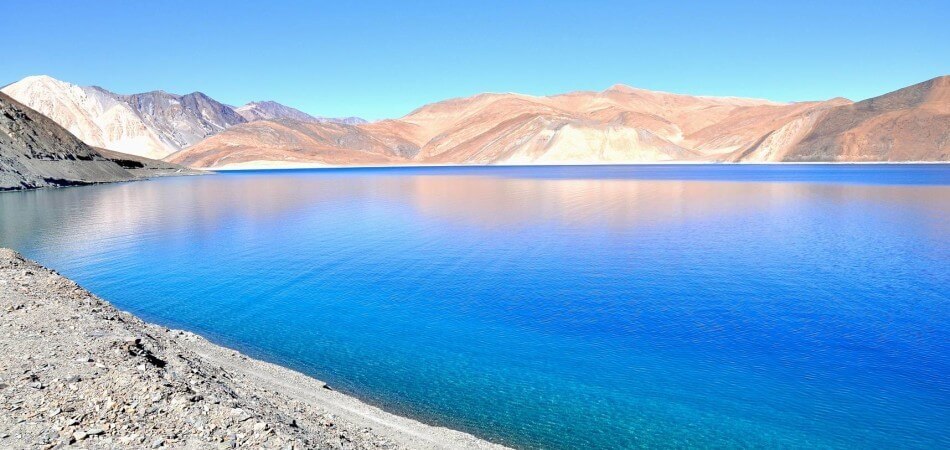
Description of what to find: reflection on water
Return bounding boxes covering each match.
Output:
[408,175,949,229]
[0,165,948,449]
[4,167,947,245]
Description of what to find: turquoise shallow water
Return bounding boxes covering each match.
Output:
[1,165,948,448]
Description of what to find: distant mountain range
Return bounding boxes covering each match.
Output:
[1,76,242,159]
[235,101,367,125]
[1,76,365,159]
[171,76,948,168]
[3,75,947,168]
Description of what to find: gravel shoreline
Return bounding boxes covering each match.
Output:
[0,249,507,449]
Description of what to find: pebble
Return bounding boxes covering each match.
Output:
[0,249,490,450]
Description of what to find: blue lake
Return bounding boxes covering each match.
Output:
[1,165,948,448]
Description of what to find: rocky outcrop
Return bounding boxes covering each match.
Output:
[0,248,504,449]
[1,76,246,159]
[0,92,135,191]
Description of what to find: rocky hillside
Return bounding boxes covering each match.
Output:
[122,90,246,156]
[0,249,504,449]
[1,76,246,159]
[94,148,204,179]
[167,76,949,168]
[0,92,134,190]
[734,76,949,162]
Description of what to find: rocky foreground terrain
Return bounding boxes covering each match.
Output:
[0,249,503,449]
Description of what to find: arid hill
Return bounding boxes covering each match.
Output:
[165,119,416,168]
[733,76,949,162]
[167,76,949,168]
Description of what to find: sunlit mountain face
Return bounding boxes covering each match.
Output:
[4,74,946,169]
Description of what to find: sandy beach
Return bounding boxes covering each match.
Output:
[0,248,506,449]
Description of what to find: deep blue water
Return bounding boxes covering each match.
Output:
[1,165,948,449]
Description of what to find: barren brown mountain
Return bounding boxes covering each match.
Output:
[732,76,949,162]
[165,119,416,168]
[167,76,949,168]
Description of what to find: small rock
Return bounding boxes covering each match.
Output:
[151,437,165,448]
[86,428,104,436]
[73,431,88,441]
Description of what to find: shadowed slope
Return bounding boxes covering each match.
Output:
[0,92,134,190]
[779,76,949,162]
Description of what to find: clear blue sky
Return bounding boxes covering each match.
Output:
[3,0,947,120]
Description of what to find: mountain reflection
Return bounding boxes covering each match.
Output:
[1,171,947,254]
[407,176,794,229]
